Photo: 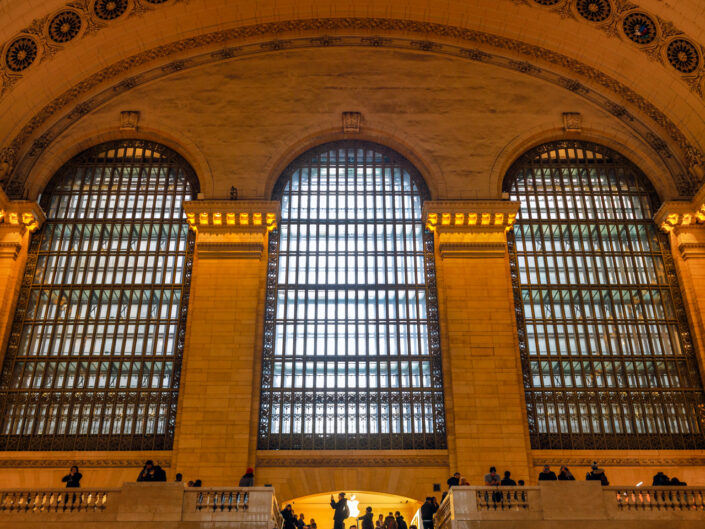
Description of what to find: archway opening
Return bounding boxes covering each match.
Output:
[285,491,422,529]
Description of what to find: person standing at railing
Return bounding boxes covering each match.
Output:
[557,466,575,481]
[652,471,669,486]
[137,460,167,482]
[585,462,609,486]
[239,467,255,487]
[538,465,557,481]
[500,471,516,486]
[446,472,461,488]
[61,466,82,488]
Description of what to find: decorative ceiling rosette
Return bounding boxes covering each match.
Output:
[4,37,39,72]
[93,0,129,21]
[622,12,657,45]
[48,10,83,44]
[576,0,612,22]
[667,39,700,74]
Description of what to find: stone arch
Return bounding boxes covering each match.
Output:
[24,125,213,200]
[489,124,680,203]
[262,126,445,200]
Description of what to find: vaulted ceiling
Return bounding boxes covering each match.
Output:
[1,0,705,200]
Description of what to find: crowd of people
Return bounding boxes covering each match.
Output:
[54,461,694,529]
[441,462,689,492]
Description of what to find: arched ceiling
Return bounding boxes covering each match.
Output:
[1,0,704,199]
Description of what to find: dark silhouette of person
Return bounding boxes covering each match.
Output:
[652,472,669,486]
[395,511,407,529]
[239,467,255,486]
[61,466,82,488]
[447,472,461,488]
[282,504,297,529]
[420,497,437,529]
[137,460,166,482]
[384,512,398,529]
[557,466,575,481]
[175,473,183,482]
[359,506,374,529]
[330,492,349,529]
[538,465,557,481]
[585,462,609,486]
[500,471,516,486]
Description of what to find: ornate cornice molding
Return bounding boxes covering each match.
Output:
[256,454,449,468]
[0,458,171,468]
[0,18,701,198]
[533,457,705,467]
[183,199,279,259]
[423,200,518,259]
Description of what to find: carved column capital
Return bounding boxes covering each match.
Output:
[0,188,45,259]
[183,199,280,259]
[654,187,705,259]
[422,200,519,259]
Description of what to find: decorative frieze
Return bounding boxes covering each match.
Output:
[183,199,280,259]
[423,200,519,259]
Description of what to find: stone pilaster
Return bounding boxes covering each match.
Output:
[423,200,533,483]
[173,200,279,484]
[0,190,44,366]
[655,192,705,388]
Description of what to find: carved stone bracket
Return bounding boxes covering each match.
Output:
[0,188,45,257]
[655,183,705,259]
[422,200,519,259]
[183,199,280,260]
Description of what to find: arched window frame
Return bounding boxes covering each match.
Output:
[505,140,705,450]
[258,141,446,450]
[0,139,199,451]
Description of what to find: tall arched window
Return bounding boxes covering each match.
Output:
[506,141,705,450]
[0,140,198,451]
[258,141,446,450]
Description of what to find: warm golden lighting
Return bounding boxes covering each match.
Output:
[226,212,236,225]
[213,212,222,225]
[454,213,464,225]
[481,213,490,225]
[494,213,504,225]
[199,212,209,225]
[240,212,249,225]
[186,212,196,225]
[441,213,451,225]
[468,213,477,225]
[8,212,19,225]
[253,212,262,225]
